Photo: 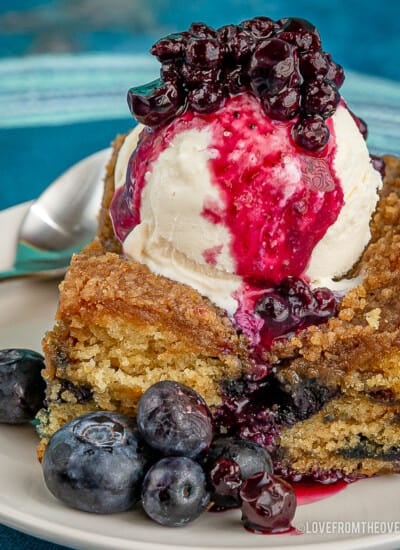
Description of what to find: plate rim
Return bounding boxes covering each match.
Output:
[1,204,400,550]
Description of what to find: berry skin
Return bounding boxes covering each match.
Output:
[142,456,210,527]
[223,65,247,95]
[303,79,340,118]
[185,37,221,68]
[127,79,185,127]
[204,437,273,510]
[180,64,218,88]
[137,380,213,458]
[160,61,181,84]
[299,50,328,80]
[187,82,226,113]
[42,412,149,514]
[208,457,242,510]
[278,17,321,52]
[151,32,190,61]
[206,437,274,479]
[261,88,301,120]
[0,349,45,423]
[188,22,217,39]
[371,154,385,177]
[255,276,338,342]
[291,114,330,151]
[240,472,296,533]
[325,53,345,88]
[218,25,255,63]
[249,38,300,97]
[240,17,277,38]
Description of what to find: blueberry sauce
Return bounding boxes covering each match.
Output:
[127,17,346,152]
[293,479,348,505]
[109,18,368,496]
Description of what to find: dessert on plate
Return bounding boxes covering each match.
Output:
[37,16,400,482]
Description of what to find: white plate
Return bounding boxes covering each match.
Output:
[1,204,400,550]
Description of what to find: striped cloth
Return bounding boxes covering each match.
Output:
[1,53,399,155]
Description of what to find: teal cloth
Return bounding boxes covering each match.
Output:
[1,53,399,212]
[0,51,399,550]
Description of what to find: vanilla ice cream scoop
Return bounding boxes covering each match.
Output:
[110,93,381,314]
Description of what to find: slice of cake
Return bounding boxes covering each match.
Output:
[37,16,400,482]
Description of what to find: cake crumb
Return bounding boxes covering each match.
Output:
[365,308,381,329]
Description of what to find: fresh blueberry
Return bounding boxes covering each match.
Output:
[206,437,274,479]
[240,472,296,533]
[204,436,273,509]
[42,412,149,513]
[142,456,210,526]
[0,349,45,423]
[137,380,213,458]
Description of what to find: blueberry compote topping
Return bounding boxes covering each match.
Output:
[127,16,346,151]
[254,276,339,347]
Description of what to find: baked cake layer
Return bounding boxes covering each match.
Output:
[37,136,400,478]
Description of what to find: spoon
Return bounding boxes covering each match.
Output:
[0,148,111,281]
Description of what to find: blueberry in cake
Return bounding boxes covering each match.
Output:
[37,16,400,483]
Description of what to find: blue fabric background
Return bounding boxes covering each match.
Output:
[0,1,399,548]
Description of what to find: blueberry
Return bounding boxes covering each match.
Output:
[278,17,321,52]
[217,25,255,63]
[371,154,385,177]
[150,32,190,61]
[142,456,209,526]
[223,65,247,95]
[249,38,300,97]
[42,412,149,513]
[188,22,217,39]
[299,50,328,80]
[302,79,340,118]
[0,349,45,423]
[188,83,226,113]
[160,61,181,84]
[255,292,289,324]
[137,381,213,458]
[208,457,242,510]
[261,88,301,120]
[127,78,185,127]
[240,472,297,533]
[240,17,277,39]
[291,114,330,151]
[185,37,222,68]
[180,64,218,88]
[325,53,345,88]
[204,437,273,509]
